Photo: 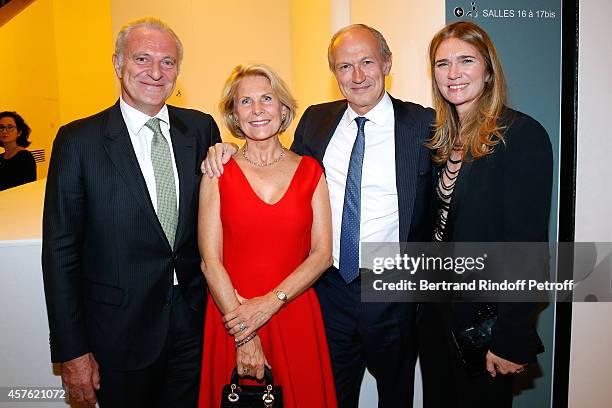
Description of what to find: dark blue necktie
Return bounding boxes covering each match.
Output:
[339,116,368,284]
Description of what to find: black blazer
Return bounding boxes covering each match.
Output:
[291,96,435,242]
[442,108,553,363]
[42,102,220,370]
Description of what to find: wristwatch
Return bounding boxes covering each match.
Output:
[274,289,288,303]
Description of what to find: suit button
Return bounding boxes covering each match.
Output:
[172,254,178,262]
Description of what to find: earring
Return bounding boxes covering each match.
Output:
[281,114,286,121]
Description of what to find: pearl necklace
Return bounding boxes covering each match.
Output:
[242,146,286,167]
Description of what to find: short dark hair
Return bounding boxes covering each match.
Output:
[0,111,31,147]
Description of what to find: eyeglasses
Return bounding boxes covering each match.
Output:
[0,125,16,132]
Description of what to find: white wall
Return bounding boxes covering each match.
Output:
[0,241,66,408]
[569,0,612,406]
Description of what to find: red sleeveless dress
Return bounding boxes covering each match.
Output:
[198,156,337,407]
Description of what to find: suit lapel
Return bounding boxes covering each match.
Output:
[392,97,420,241]
[310,97,423,240]
[168,107,195,250]
[308,101,346,165]
[102,102,168,245]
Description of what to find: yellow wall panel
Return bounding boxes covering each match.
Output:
[0,0,60,178]
[53,0,115,125]
[290,0,343,130]
[110,0,293,146]
[1,0,442,180]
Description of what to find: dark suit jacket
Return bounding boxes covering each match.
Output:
[291,96,435,243]
[441,107,553,363]
[42,101,220,370]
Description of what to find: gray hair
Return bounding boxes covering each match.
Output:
[327,23,392,71]
[114,17,184,71]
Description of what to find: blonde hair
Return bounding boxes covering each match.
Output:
[426,21,507,165]
[114,17,183,71]
[219,64,297,138]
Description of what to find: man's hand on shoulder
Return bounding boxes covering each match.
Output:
[201,142,239,178]
[61,352,100,405]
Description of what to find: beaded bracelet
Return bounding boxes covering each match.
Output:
[235,332,257,348]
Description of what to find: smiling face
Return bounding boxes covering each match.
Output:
[0,116,20,147]
[330,27,391,116]
[233,75,288,141]
[113,27,179,116]
[434,37,489,120]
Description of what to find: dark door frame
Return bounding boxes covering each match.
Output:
[553,0,578,407]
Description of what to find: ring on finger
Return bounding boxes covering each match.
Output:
[242,367,249,374]
[238,322,246,332]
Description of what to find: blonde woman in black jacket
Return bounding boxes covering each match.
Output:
[419,21,553,408]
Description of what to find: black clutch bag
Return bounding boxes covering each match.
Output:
[221,367,284,407]
[451,303,497,377]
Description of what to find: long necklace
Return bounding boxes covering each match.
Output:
[242,145,286,167]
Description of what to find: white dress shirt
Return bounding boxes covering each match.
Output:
[323,92,399,268]
[120,97,180,285]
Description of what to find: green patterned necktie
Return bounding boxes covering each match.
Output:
[145,117,178,248]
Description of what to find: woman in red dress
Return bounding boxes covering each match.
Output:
[198,64,337,407]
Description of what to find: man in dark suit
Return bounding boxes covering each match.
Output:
[42,17,220,408]
[202,24,433,407]
[291,24,433,407]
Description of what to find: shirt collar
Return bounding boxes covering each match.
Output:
[344,92,393,127]
[119,97,170,135]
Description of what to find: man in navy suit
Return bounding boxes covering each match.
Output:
[42,17,220,407]
[203,24,433,407]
